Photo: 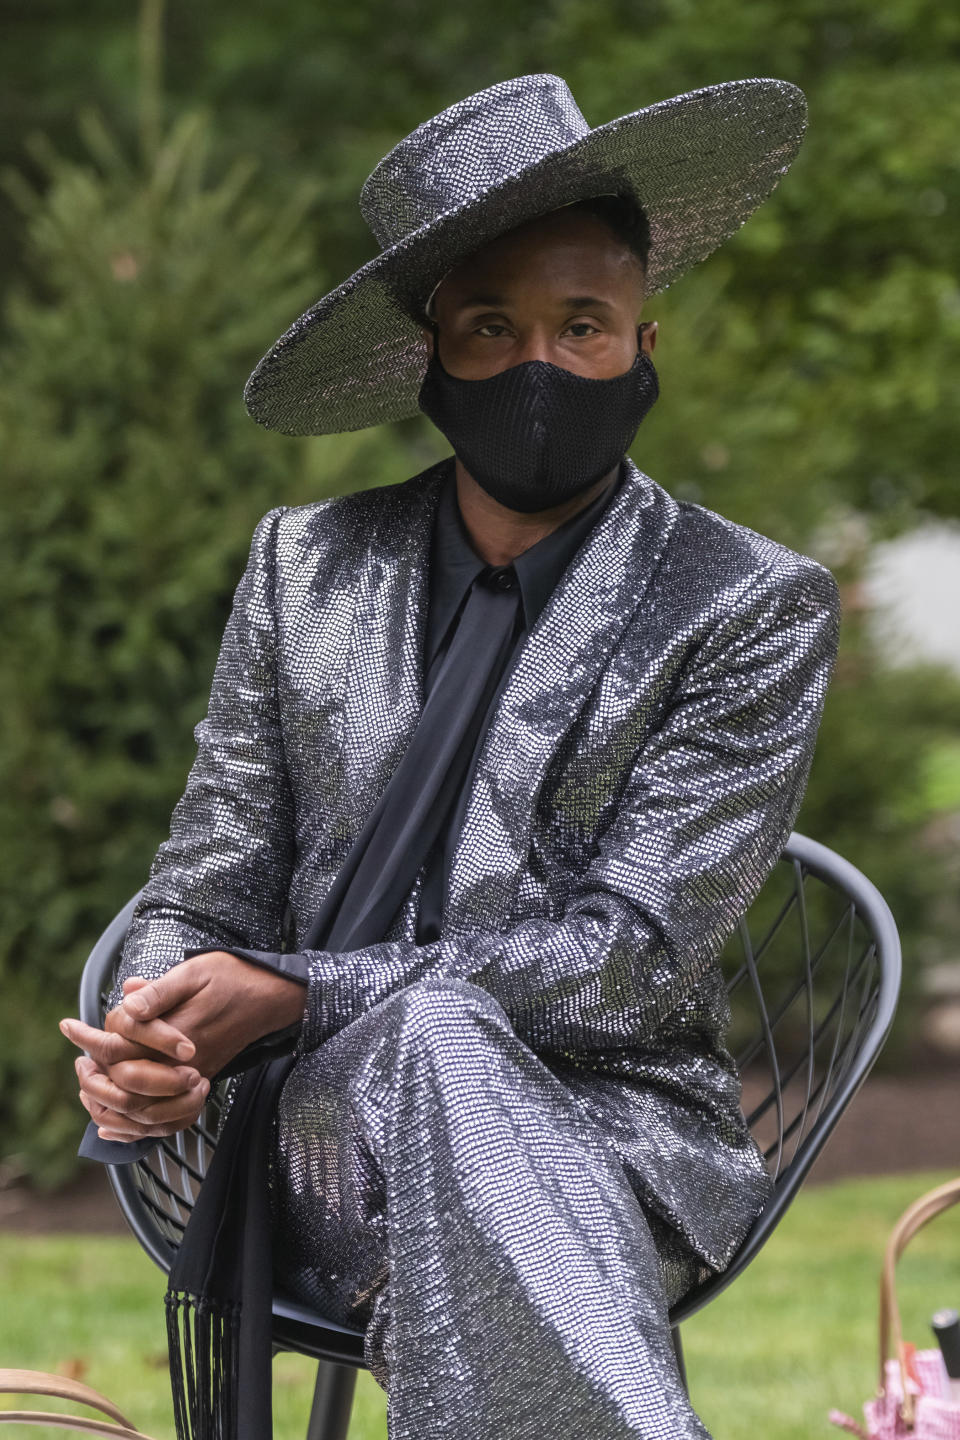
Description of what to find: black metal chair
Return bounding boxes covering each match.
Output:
[78,830,901,1437]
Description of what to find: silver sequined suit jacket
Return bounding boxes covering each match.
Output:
[115,455,840,1274]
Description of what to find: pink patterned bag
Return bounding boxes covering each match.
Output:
[829,1177,960,1440]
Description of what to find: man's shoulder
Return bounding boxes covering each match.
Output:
[662,490,840,618]
[252,460,447,566]
[272,462,445,538]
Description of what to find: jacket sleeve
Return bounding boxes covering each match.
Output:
[276,551,840,1060]
[107,504,297,1007]
[81,505,298,1163]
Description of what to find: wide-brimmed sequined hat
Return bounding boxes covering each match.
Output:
[243,73,806,436]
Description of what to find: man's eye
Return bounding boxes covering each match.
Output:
[566,322,600,337]
[475,324,508,337]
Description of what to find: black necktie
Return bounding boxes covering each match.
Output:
[304,562,522,952]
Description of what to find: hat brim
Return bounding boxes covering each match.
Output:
[243,77,805,436]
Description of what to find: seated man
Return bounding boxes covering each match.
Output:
[61,74,838,1440]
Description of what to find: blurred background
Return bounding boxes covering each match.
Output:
[0,2,957,1434]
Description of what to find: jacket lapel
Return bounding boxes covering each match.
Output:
[444,460,679,934]
[340,461,446,830]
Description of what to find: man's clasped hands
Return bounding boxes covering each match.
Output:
[60,952,307,1142]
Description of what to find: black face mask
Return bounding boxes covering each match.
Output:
[417,326,659,513]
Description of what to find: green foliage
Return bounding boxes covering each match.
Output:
[0,1172,957,1438]
[0,0,958,1179]
[0,108,407,1184]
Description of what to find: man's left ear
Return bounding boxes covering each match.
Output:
[638,320,658,354]
[421,324,435,358]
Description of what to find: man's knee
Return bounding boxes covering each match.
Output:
[385,974,513,1054]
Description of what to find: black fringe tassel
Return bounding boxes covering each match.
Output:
[166,1289,241,1440]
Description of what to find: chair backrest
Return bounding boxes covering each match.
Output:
[672,831,900,1321]
[79,830,900,1344]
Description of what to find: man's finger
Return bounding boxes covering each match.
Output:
[84,1094,166,1140]
[105,1003,196,1061]
[127,1081,210,1127]
[83,1096,144,1135]
[79,1091,154,1140]
[83,1088,206,1140]
[75,1054,104,1082]
[79,1091,128,1127]
[60,1018,141,1068]
[81,1080,207,1135]
[121,969,206,1025]
[78,1063,153,1118]
[107,1057,201,1096]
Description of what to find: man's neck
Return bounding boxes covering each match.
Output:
[454,459,621,567]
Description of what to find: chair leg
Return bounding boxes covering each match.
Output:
[671,1324,688,1396]
[306,1359,358,1440]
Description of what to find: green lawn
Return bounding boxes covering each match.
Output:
[1,1170,956,1439]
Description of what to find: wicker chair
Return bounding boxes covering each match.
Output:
[78,830,901,1437]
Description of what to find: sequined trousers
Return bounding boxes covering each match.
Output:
[270,975,716,1440]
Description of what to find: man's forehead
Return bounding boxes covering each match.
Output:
[460,209,630,269]
[439,220,639,301]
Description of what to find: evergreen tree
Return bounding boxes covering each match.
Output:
[0,100,400,1183]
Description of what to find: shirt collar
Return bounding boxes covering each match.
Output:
[426,461,624,668]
